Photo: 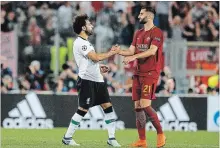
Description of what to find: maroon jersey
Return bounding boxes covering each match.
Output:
[131,26,164,78]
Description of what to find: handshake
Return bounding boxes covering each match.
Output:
[108,44,136,65]
[109,44,121,55]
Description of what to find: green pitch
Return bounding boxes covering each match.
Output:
[1,128,219,148]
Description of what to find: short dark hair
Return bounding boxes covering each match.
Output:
[141,6,156,15]
[62,63,70,70]
[73,14,89,34]
[188,88,193,93]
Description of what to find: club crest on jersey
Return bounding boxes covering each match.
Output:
[137,44,149,51]
[146,37,150,41]
[82,45,87,51]
[154,37,161,42]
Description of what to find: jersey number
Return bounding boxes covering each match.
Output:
[143,85,151,94]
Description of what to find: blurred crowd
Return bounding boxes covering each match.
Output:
[1,1,219,94]
[1,2,219,42]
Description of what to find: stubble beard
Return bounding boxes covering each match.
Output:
[139,16,148,24]
[85,29,93,36]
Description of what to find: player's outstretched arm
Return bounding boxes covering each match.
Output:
[118,45,135,56]
[123,45,158,65]
[134,44,158,59]
[87,45,120,62]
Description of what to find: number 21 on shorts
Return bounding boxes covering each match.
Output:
[143,85,151,94]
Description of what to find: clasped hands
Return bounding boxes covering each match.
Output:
[110,44,136,65]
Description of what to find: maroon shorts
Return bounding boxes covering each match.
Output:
[132,75,158,101]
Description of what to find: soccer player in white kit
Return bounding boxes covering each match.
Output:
[62,14,121,147]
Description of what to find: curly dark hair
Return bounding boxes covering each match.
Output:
[73,14,89,34]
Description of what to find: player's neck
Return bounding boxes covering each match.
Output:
[79,32,88,40]
[144,22,154,31]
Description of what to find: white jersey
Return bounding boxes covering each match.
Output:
[73,36,104,82]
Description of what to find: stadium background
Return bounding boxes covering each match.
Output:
[1,1,219,148]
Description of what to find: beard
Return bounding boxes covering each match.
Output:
[139,17,148,24]
[85,29,93,36]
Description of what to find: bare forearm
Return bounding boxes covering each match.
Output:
[96,52,114,61]
[118,50,134,56]
[88,46,119,62]
[134,50,155,59]
[209,24,218,38]
[70,73,78,80]
[67,69,78,80]
[183,30,193,36]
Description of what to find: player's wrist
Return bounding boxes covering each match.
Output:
[133,54,138,59]
[108,51,114,56]
[118,50,122,55]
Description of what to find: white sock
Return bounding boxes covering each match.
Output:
[104,111,116,139]
[65,113,83,138]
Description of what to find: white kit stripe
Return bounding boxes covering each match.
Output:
[112,108,118,119]
[89,106,104,119]
[8,108,20,117]
[157,111,163,121]
[26,92,46,118]
[83,112,92,119]
[160,103,176,121]
[17,100,32,117]
[168,95,189,121]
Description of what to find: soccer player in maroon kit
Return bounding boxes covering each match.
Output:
[118,6,166,147]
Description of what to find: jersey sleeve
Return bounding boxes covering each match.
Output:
[151,29,163,48]
[131,31,138,46]
[80,43,94,56]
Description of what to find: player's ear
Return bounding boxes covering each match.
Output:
[82,26,86,31]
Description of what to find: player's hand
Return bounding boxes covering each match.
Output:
[100,64,110,73]
[123,56,136,65]
[110,44,120,55]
